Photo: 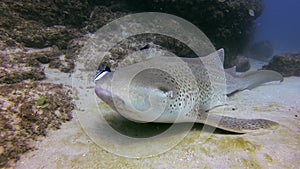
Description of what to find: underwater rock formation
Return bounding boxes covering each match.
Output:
[0,1,125,72]
[0,46,76,85]
[2,0,90,27]
[236,55,251,72]
[263,53,300,77]
[0,1,82,167]
[0,49,45,84]
[0,82,74,168]
[1,0,263,68]
[85,5,129,33]
[0,1,82,49]
[119,0,264,68]
[99,34,202,70]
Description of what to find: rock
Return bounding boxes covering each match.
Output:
[236,55,251,72]
[0,1,82,49]
[45,38,88,73]
[262,53,300,77]
[0,30,22,50]
[85,6,129,33]
[120,0,264,68]
[0,49,45,84]
[30,46,62,64]
[0,82,74,168]
[1,0,264,69]
[96,34,199,71]
[3,0,91,27]
[13,25,81,49]
[0,46,76,84]
[36,56,51,64]
[0,66,45,84]
[248,40,274,61]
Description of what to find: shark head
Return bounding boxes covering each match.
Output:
[94,66,173,122]
[94,70,117,111]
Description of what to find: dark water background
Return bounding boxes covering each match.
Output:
[254,0,300,54]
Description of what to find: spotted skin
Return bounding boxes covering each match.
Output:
[95,49,282,133]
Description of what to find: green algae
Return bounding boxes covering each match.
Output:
[36,96,50,108]
[199,146,212,156]
[36,96,47,106]
[253,103,278,112]
[241,158,263,169]
[264,154,273,163]
[181,131,199,145]
[216,137,259,153]
[98,101,112,111]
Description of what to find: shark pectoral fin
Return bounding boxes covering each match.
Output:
[199,114,279,133]
[242,70,284,90]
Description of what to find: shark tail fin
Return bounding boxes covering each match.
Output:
[198,114,279,133]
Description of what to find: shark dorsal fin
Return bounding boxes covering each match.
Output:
[199,48,225,71]
[217,48,225,64]
[225,66,237,75]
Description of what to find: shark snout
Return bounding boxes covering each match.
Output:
[94,72,117,110]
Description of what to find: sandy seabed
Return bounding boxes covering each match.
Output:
[15,59,300,169]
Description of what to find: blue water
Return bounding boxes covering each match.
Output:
[254,0,300,54]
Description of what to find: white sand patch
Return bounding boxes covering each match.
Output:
[42,66,73,86]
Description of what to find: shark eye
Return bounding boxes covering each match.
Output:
[158,87,174,99]
[158,86,169,93]
[94,65,111,82]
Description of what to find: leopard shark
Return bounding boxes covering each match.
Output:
[94,49,282,133]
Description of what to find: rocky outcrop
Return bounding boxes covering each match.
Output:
[119,0,264,68]
[1,0,264,68]
[0,1,85,167]
[0,46,78,167]
[0,82,74,168]
[2,0,90,27]
[0,1,85,50]
[236,55,251,72]
[0,46,78,85]
[0,1,127,75]
[263,54,300,77]
[85,5,129,33]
